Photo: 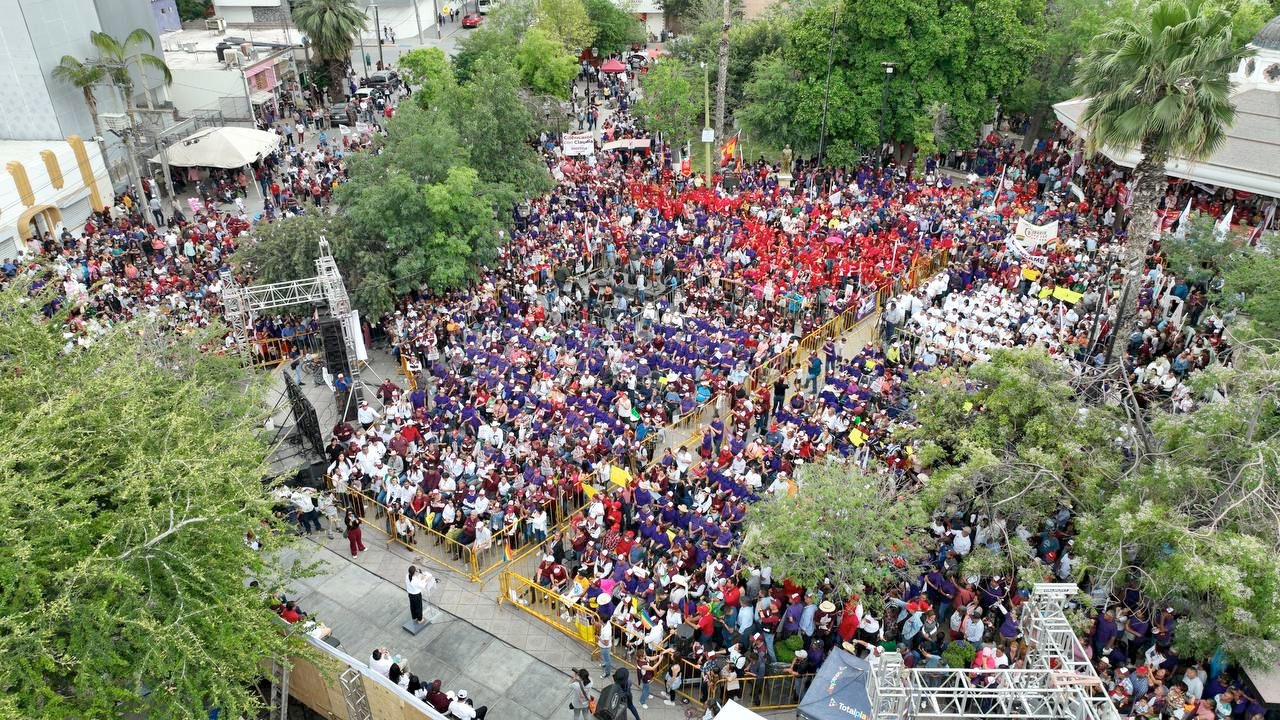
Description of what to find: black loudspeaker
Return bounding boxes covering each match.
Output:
[284,374,326,458]
[291,460,330,490]
[318,316,350,378]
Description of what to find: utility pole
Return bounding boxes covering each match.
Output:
[713,0,731,140]
[410,0,425,42]
[878,62,895,168]
[817,1,839,166]
[371,3,383,67]
[701,61,712,183]
[358,21,370,80]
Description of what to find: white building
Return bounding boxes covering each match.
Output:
[161,28,302,123]
[0,137,112,260]
[212,0,438,43]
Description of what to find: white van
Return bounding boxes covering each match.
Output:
[477,0,496,13]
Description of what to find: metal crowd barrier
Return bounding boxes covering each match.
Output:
[335,486,589,584]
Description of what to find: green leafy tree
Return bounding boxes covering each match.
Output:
[293,0,366,99]
[177,0,212,21]
[51,55,108,136]
[740,462,929,605]
[398,47,456,109]
[452,64,554,198]
[1074,0,1249,364]
[737,0,1044,168]
[341,165,504,298]
[1001,0,1124,148]
[585,0,647,55]
[1079,348,1280,665]
[453,26,518,83]
[1217,244,1280,340]
[908,349,1126,535]
[0,283,299,719]
[633,59,704,146]
[536,0,597,51]
[515,27,579,98]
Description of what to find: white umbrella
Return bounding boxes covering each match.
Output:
[150,126,281,169]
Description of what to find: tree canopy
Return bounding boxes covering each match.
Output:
[633,59,705,147]
[585,0,647,55]
[740,462,929,605]
[743,344,1280,665]
[0,283,298,718]
[735,0,1044,167]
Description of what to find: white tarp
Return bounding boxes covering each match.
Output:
[601,138,651,151]
[149,126,282,169]
[562,132,595,156]
[713,700,768,720]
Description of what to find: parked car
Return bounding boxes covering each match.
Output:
[362,70,396,87]
[461,12,483,28]
[328,103,354,126]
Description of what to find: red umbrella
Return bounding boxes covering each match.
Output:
[601,59,627,74]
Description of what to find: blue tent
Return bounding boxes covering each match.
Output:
[796,649,875,720]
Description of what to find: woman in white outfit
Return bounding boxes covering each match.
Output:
[405,565,435,624]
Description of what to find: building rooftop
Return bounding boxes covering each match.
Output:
[1253,14,1280,51]
[160,27,297,71]
[1054,88,1280,198]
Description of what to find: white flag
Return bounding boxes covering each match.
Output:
[1173,199,1192,239]
[1214,205,1234,240]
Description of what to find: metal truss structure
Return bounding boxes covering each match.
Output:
[870,584,1120,720]
[221,237,356,372]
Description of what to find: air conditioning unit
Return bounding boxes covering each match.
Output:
[224,49,243,67]
[180,42,198,53]
[100,113,130,132]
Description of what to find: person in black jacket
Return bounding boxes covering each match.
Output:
[612,667,641,720]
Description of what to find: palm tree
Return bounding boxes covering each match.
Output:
[51,55,108,136]
[1073,0,1249,366]
[90,29,173,113]
[293,0,367,100]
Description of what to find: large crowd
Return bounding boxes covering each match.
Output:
[6,52,1275,720]
[319,108,1271,719]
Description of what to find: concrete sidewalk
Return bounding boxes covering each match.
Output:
[280,539,580,720]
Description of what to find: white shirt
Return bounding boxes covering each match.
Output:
[369,653,393,677]
[406,569,433,596]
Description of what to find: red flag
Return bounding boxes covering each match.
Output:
[720,132,739,167]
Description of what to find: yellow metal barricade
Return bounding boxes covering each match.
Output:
[349,490,482,581]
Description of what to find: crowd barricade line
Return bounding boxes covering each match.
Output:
[488,250,951,675]
[345,489,483,580]
[495,570,676,674]
[670,655,814,712]
[472,489,592,582]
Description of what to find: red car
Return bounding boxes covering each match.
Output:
[461,13,483,27]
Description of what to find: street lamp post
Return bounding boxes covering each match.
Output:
[816,1,839,167]
[878,62,895,168]
[701,61,712,184]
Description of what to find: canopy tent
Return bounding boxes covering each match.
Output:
[797,649,876,720]
[601,59,627,74]
[149,126,281,169]
[712,700,768,720]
